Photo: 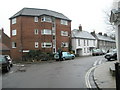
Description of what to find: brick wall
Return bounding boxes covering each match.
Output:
[10,16,71,60]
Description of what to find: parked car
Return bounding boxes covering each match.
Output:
[104,49,117,61]
[92,49,103,56]
[0,55,11,72]
[3,55,13,67]
[54,52,75,61]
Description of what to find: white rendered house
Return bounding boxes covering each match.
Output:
[71,25,96,56]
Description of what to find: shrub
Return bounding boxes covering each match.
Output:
[23,50,54,62]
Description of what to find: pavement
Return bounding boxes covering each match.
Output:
[94,61,118,89]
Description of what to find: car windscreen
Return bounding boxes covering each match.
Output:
[0,57,7,64]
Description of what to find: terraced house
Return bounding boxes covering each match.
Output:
[10,8,71,60]
[91,31,116,52]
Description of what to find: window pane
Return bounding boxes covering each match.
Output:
[61,20,68,25]
[34,17,38,22]
[41,29,52,35]
[41,42,52,48]
[12,30,17,36]
[35,42,39,48]
[41,16,52,22]
[12,42,16,48]
[12,18,16,24]
[34,29,39,35]
[61,31,68,36]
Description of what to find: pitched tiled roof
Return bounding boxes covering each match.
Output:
[72,29,95,40]
[96,34,115,42]
[10,8,71,21]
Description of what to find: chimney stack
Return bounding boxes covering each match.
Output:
[104,33,107,37]
[79,24,82,31]
[98,32,102,35]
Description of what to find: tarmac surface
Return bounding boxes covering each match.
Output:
[94,61,117,89]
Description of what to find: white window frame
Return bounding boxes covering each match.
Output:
[34,29,39,35]
[34,17,38,22]
[41,42,52,48]
[41,16,52,22]
[12,42,17,48]
[61,31,68,36]
[61,19,68,25]
[12,29,17,36]
[35,42,39,48]
[61,42,68,47]
[12,18,16,24]
[41,29,52,35]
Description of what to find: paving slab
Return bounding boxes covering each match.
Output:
[94,61,117,88]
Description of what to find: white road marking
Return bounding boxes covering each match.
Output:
[93,60,98,66]
[98,59,103,65]
[85,58,104,88]
[85,66,97,88]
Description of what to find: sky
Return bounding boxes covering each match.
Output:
[0,0,114,36]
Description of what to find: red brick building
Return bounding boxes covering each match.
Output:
[0,29,11,55]
[10,8,71,60]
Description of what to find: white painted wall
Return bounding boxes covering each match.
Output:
[72,38,96,56]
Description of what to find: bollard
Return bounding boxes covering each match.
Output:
[115,62,120,90]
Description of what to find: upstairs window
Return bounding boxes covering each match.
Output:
[41,29,52,35]
[35,42,39,48]
[12,42,17,48]
[12,18,16,24]
[41,16,52,22]
[78,39,81,46]
[12,29,17,36]
[41,42,52,48]
[61,19,68,25]
[61,42,68,47]
[34,29,39,35]
[34,17,38,22]
[61,31,68,36]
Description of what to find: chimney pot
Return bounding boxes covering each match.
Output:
[79,24,82,31]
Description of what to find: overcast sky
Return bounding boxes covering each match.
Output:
[0,0,114,36]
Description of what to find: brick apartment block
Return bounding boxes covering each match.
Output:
[10,8,71,60]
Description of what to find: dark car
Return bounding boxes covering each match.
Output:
[104,49,117,61]
[92,49,103,56]
[0,55,11,72]
[3,55,13,67]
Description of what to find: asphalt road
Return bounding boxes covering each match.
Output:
[2,55,106,88]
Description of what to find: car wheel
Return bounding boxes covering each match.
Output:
[72,57,74,59]
[107,58,111,61]
[10,64,13,67]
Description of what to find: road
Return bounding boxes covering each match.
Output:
[2,55,107,88]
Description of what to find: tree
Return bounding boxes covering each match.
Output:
[103,8,116,39]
